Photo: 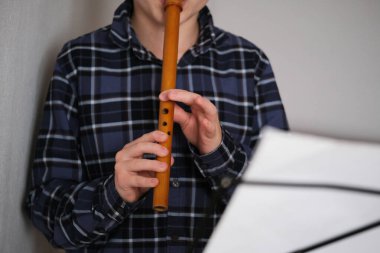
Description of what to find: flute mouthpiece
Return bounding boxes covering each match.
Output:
[165,0,183,10]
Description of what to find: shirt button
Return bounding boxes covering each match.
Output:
[172,178,180,188]
[220,176,233,189]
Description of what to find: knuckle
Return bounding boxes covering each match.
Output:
[211,105,218,115]
[114,162,121,172]
[115,150,123,161]
[114,172,121,185]
[194,95,203,104]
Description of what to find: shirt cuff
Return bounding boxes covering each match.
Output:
[101,174,146,222]
[189,129,236,178]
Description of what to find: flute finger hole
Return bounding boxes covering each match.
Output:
[162,108,169,114]
[162,121,168,126]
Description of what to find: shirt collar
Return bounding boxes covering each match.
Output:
[109,0,218,61]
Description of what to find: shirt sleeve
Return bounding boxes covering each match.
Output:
[190,52,288,203]
[26,60,144,250]
[189,128,246,204]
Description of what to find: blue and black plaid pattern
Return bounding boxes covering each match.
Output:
[27,1,288,252]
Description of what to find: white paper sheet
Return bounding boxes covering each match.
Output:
[205,128,380,253]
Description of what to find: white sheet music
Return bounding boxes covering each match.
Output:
[205,128,380,253]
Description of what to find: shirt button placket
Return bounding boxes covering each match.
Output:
[168,178,180,249]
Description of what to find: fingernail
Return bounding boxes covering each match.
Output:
[151,178,158,185]
[160,162,167,169]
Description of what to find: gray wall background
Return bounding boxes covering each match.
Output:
[0,0,379,252]
[0,1,122,252]
[208,0,380,142]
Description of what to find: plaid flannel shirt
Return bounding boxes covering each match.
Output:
[27,1,288,252]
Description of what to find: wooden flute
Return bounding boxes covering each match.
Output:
[153,0,183,212]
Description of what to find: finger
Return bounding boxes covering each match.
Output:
[123,130,168,149]
[116,159,168,173]
[162,89,219,121]
[117,142,169,161]
[128,174,159,188]
[127,142,169,159]
[159,89,202,106]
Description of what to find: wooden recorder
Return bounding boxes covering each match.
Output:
[153,0,183,212]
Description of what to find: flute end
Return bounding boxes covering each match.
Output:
[153,205,168,212]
